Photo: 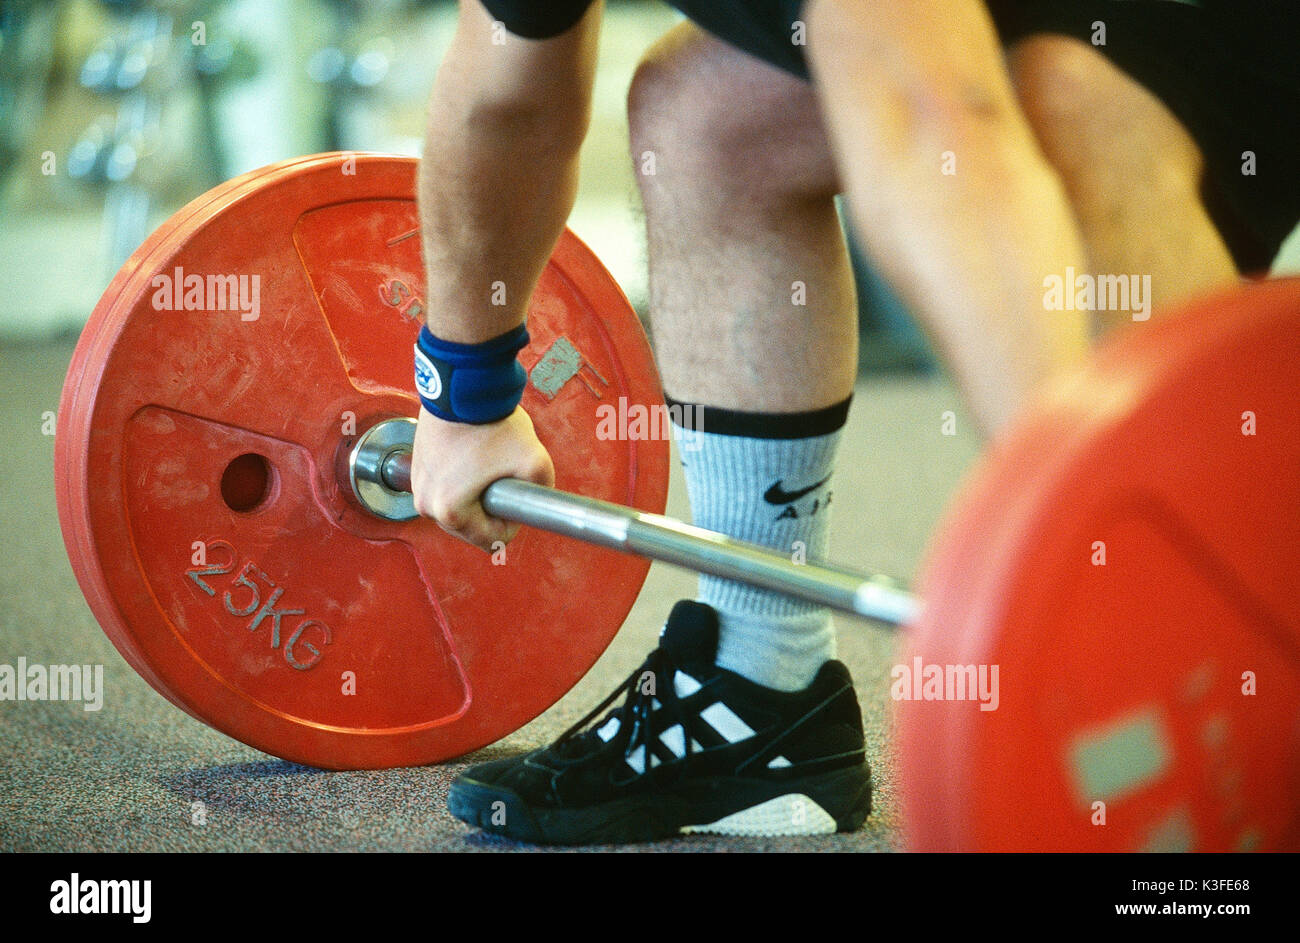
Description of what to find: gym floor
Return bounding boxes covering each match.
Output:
[0,336,979,852]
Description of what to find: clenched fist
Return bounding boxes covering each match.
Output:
[410,405,555,552]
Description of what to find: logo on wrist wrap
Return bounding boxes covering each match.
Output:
[414,347,443,401]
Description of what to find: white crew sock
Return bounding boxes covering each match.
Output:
[672,397,849,691]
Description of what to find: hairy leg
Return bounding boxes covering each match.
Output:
[628,23,857,413]
[628,26,857,690]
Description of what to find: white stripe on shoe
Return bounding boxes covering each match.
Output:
[618,675,759,775]
[699,702,755,743]
[661,724,686,758]
[673,671,702,697]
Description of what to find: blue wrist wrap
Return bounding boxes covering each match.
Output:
[414,324,529,424]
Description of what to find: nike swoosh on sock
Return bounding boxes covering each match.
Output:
[763,475,832,505]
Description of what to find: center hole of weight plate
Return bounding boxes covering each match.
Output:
[220,453,274,512]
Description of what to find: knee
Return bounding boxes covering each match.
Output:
[1010,35,1202,187]
[626,28,697,183]
[627,24,837,200]
[1009,35,1101,131]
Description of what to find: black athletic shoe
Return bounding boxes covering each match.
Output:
[447,600,872,845]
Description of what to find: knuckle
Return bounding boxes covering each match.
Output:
[412,489,438,520]
[438,504,469,532]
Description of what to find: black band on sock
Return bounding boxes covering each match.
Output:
[663,395,852,440]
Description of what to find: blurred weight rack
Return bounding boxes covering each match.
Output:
[0,0,464,340]
[1,0,935,373]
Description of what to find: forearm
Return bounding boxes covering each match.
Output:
[417,0,600,343]
[808,0,1090,435]
[418,113,582,342]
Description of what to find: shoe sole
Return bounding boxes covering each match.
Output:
[447,763,872,845]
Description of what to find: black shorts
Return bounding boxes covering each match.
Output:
[673,0,1300,273]
[483,0,1300,271]
[983,1,1300,272]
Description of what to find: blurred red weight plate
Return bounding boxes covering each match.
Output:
[901,278,1300,851]
[55,153,669,770]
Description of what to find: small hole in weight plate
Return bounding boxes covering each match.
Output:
[220,453,273,512]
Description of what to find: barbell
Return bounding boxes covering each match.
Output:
[55,152,1300,850]
[347,419,920,624]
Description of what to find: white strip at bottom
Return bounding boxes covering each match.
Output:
[682,794,836,837]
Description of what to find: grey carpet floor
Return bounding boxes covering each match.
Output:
[0,340,980,852]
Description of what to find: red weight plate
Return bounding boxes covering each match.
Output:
[56,153,669,770]
[901,278,1300,851]
[55,154,340,718]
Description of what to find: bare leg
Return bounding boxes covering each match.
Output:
[628,24,857,413]
[628,26,857,691]
[805,0,1091,436]
[1008,35,1239,338]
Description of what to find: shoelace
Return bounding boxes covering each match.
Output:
[554,646,695,767]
